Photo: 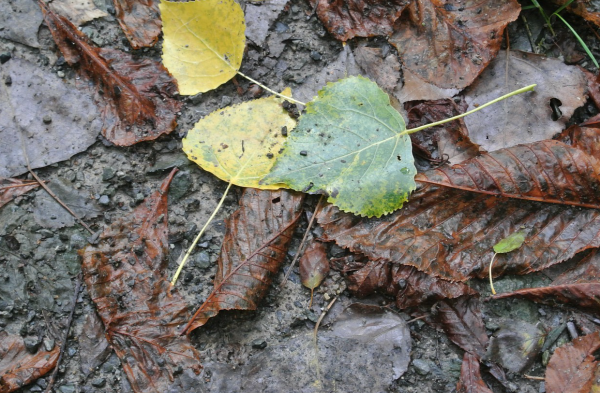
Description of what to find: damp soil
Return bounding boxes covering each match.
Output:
[1,1,600,392]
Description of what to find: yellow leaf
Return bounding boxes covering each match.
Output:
[160,0,245,95]
[182,89,296,189]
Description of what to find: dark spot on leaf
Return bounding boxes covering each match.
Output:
[300,150,308,156]
[303,182,314,192]
[266,153,274,159]
[331,188,339,198]
[281,126,288,136]
[272,197,281,203]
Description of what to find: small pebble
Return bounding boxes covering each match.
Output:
[412,359,431,376]
[42,115,52,124]
[98,195,110,205]
[57,71,65,78]
[251,338,268,349]
[91,378,106,388]
[24,336,41,354]
[0,52,11,64]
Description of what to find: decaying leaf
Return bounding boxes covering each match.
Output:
[0,0,43,48]
[0,331,59,393]
[308,0,407,42]
[80,169,203,393]
[545,332,600,393]
[550,0,600,28]
[0,178,39,210]
[425,296,488,358]
[484,319,545,373]
[416,140,600,209]
[390,0,521,89]
[456,352,493,393]
[464,50,587,152]
[394,67,460,103]
[353,44,401,93]
[333,256,476,309]
[49,0,108,26]
[405,98,480,165]
[79,312,112,377]
[263,76,417,218]
[160,0,245,94]
[316,180,600,281]
[299,240,330,304]
[39,1,182,146]
[113,0,161,49]
[185,188,304,333]
[0,57,102,178]
[182,91,296,189]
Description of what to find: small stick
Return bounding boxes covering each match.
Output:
[523,375,545,381]
[280,195,324,287]
[313,295,338,338]
[44,273,82,393]
[407,315,429,324]
[0,181,44,190]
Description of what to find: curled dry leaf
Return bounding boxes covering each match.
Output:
[390,0,520,90]
[185,188,304,333]
[39,1,182,146]
[317,139,600,281]
[299,240,330,303]
[464,50,586,152]
[333,256,476,309]
[545,332,600,393]
[0,178,39,210]
[113,0,161,49]
[456,352,493,393]
[308,0,407,42]
[0,331,59,393]
[405,98,480,165]
[80,169,203,393]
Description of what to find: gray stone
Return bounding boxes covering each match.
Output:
[24,336,41,354]
[102,167,115,181]
[251,338,267,349]
[169,171,192,201]
[195,252,211,269]
[58,384,76,393]
[412,359,431,376]
[98,195,110,205]
[91,378,106,388]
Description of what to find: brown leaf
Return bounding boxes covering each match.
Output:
[425,296,488,358]
[317,184,600,281]
[299,240,330,295]
[308,0,407,41]
[545,332,600,393]
[456,352,493,393]
[558,115,600,158]
[353,44,400,93]
[334,256,475,309]
[39,1,182,146]
[0,178,39,210]
[550,0,600,28]
[0,331,59,393]
[185,189,304,333]
[390,0,520,89]
[405,98,480,165]
[113,0,161,49]
[416,140,600,209]
[80,169,203,393]
[583,68,600,109]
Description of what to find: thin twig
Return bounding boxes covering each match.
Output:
[0,181,44,190]
[280,195,325,287]
[313,296,338,338]
[523,375,545,381]
[44,273,82,393]
[407,314,429,324]
[520,14,538,54]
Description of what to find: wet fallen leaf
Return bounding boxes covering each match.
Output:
[545,332,600,393]
[405,98,480,165]
[262,76,417,218]
[185,188,304,333]
[456,352,493,393]
[0,178,39,210]
[483,319,545,373]
[550,0,600,28]
[316,179,600,281]
[245,0,288,47]
[394,67,460,103]
[390,0,520,90]
[0,331,59,393]
[333,256,476,309]
[79,312,112,377]
[425,296,488,358]
[49,0,107,26]
[353,44,400,93]
[160,0,245,94]
[0,0,43,47]
[80,169,203,393]
[464,50,586,152]
[299,240,330,305]
[583,69,600,110]
[182,91,296,189]
[308,0,407,42]
[113,0,160,49]
[40,1,182,146]
[0,58,102,178]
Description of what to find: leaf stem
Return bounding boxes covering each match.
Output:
[489,252,498,295]
[171,181,233,286]
[401,84,537,136]
[237,71,307,106]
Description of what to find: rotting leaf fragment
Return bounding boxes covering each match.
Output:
[39,0,182,146]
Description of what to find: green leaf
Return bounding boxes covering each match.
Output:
[493,230,526,254]
[261,76,416,218]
